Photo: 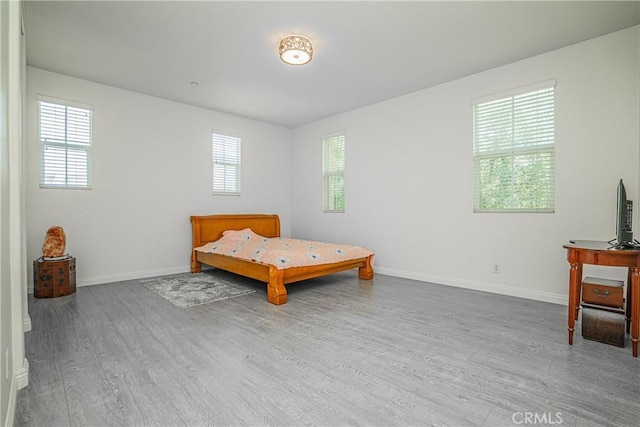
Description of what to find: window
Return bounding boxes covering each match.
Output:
[212,131,241,195]
[322,132,345,212]
[38,96,92,189]
[473,80,556,213]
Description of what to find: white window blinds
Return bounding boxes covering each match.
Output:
[473,81,556,213]
[212,132,241,195]
[38,97,93,189]
[322,132,345,212]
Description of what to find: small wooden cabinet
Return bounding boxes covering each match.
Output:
[34,256,76,298]
[580,276,626,347]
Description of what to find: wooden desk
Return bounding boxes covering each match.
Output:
[563,240,639,357]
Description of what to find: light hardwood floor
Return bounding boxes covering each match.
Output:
[15,270,640,426]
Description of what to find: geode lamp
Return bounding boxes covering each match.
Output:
[279,35,313,65]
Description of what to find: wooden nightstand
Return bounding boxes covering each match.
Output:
[33,256,76,298]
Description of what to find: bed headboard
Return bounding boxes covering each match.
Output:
[190,214,281,249]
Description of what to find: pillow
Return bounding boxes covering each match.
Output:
[220,228,260,243]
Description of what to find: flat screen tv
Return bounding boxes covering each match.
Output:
[616,179,634,247]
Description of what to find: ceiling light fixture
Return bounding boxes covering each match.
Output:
[278,35,313,66]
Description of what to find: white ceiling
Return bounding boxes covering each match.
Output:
[24,1,640,128]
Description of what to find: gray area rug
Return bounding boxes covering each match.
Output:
[140,273,255,308]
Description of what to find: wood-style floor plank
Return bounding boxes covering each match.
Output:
[15,270,640,426]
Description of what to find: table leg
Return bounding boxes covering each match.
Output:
[632,267,639,357]
[568,261,580,345]
[626,268,632,334]
[575,263,582,321]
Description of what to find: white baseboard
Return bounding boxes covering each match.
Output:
[3,359,28,427]
[375,266,567,306]
[16,359,28,389]
[23,314,31,332]
[3,373,17,427]
[76,265,191,287]
[28,265,191,293]
[27,262,567,306]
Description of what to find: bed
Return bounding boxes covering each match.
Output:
[190,214,374,305]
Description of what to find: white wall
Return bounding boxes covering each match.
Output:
[291,26,640,304]
[26,68,293,287]
[1,1,29,425]
[23,27,640,303]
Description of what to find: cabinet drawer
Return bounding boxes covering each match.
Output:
[582,277,624,308]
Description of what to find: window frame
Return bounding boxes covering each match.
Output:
[37,95,93,190]
[322,131,346,213]
[472,80,556,213]
[211,130,241,196]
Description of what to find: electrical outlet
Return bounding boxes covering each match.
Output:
[493,264,500,274]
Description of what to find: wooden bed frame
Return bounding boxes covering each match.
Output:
[190,214,374,305]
